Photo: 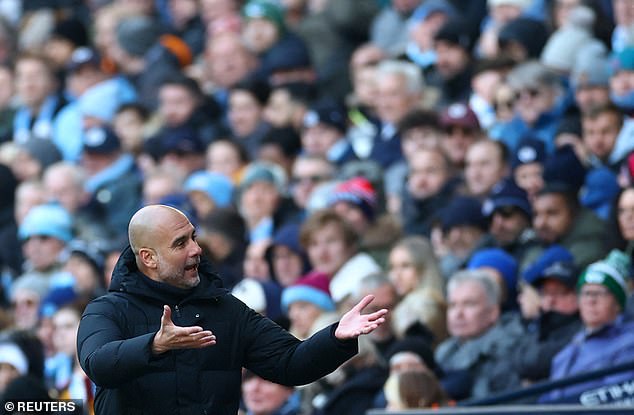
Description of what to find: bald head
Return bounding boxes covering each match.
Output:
[129,205,188,256]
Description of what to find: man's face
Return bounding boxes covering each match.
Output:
[242,18,279,54]
[291,158,333,208]
[407,149,448,199]
[288,301,322,339]
[306,222,352,276]
[489,206,530,247]
[579,283,621,330]
[440,126,479,167]
[447,279,499,340]
[243,375,293,414]
[434,41,469,79]
[23,235,65,271]
[465,141,506,197]
[513,163,544,200]
[159,84,198,127]
[513,86,556,125]
[532,193,574,244]
[206,33,254,89]
[539,279,578,314]
[402,127,442,159]
[52,308,80,356]
[375,73,416,125]
[272,245,303,287]
[574,85,610,114]
[152,213,202,289]
[239,181,280,224]
[15,58,54,108]
[582,112,620,162]
[301,124,341,157]
[228,90,262,137]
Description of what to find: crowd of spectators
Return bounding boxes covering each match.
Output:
[1,0,634,413]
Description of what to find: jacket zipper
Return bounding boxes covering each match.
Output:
[174,304,181,320]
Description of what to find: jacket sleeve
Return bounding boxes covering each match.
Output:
[241,304,357,386]
[76,296,160,388]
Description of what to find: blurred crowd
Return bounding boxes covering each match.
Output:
[1,0,634,413]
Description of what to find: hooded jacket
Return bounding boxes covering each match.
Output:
[77,247,357,415]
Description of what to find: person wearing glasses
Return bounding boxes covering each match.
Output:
[541,250,634,403]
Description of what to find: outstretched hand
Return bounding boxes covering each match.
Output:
[334,295,388,340]
[152,305,216,355]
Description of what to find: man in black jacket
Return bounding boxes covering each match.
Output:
[77,204,387,415]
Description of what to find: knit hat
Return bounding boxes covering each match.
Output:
[82,126,121,154]
[578,250,631,309]
[610,47,634,75]
[409,0,457,26]
[243,0,285,35]
[51,17,88,48]
[116,16,161,57]
[543,144,587,194]
[385,336,439,375]
[156,126,205,157]
[571,42,610,90]
[0,343,28,375]
[240,161,287,193]
[555,116,582,139]
[482,179,532,219]
[512,136,546,170]
[439,103,480,130]
[184,171,234,208]
[327,177,377,221]
[434,17,474,51]
[265,222,310,278]
[498,17,549,59]
[532,260,579,289]
[303,100,347,133]
[281,271,335,312]
[522,245,574,285]
[540,6,595,72]
[67,46,100,73]
[79,79,134,122]
[18,203,73,242]
[580,167,620,212]
[439,196,487,232]
[18,138,62,172]
[468,248,518,300]
[232,278,283,319]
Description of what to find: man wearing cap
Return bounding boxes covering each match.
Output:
[53,46,137,161]
[439,103,483,172]
[511,136,546,201]
[508,259,582,384]
[301,100,356,166]
[437,196,493,278]
[541,250,634,402]
[483,179,537,262]
[80,126,142,242]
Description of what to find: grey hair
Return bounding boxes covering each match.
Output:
[376,60,424,95]
[447,269,500,306]
[506,60,561,91]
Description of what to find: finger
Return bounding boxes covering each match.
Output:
[161,305,172,327]
[178,326,206,335]
[188,331,215,341]
[353,295,375,313]
[367,309,388,321]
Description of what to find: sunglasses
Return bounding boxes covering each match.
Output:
[515,88,542,100]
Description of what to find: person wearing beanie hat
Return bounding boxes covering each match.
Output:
[511,137,546,202]
[184,171,234,219]
[0,342,29,393]
[543,144,588,195]
[580,167,620,220]
[44,17,89,71]
[265,223,310,287]
[478,0,533,58]
[12,138,62,182]
[327,177,377,233]
[19,203,73,244]
[541,250,634,403]
[432,17,474,106]
[281,271,338,339]
[468,248,519,310]
[570,42,611,114]
[522,245,575,285]
[301,100,355,167]
[497,17,549,61]
[116,15,162,59]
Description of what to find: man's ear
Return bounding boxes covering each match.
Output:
[139,247,157,269]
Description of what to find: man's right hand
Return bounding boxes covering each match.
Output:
[152,305,216,355]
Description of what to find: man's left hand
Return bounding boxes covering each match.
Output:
[334,295,388,340]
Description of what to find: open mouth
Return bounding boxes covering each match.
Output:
[185,263,199,272]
